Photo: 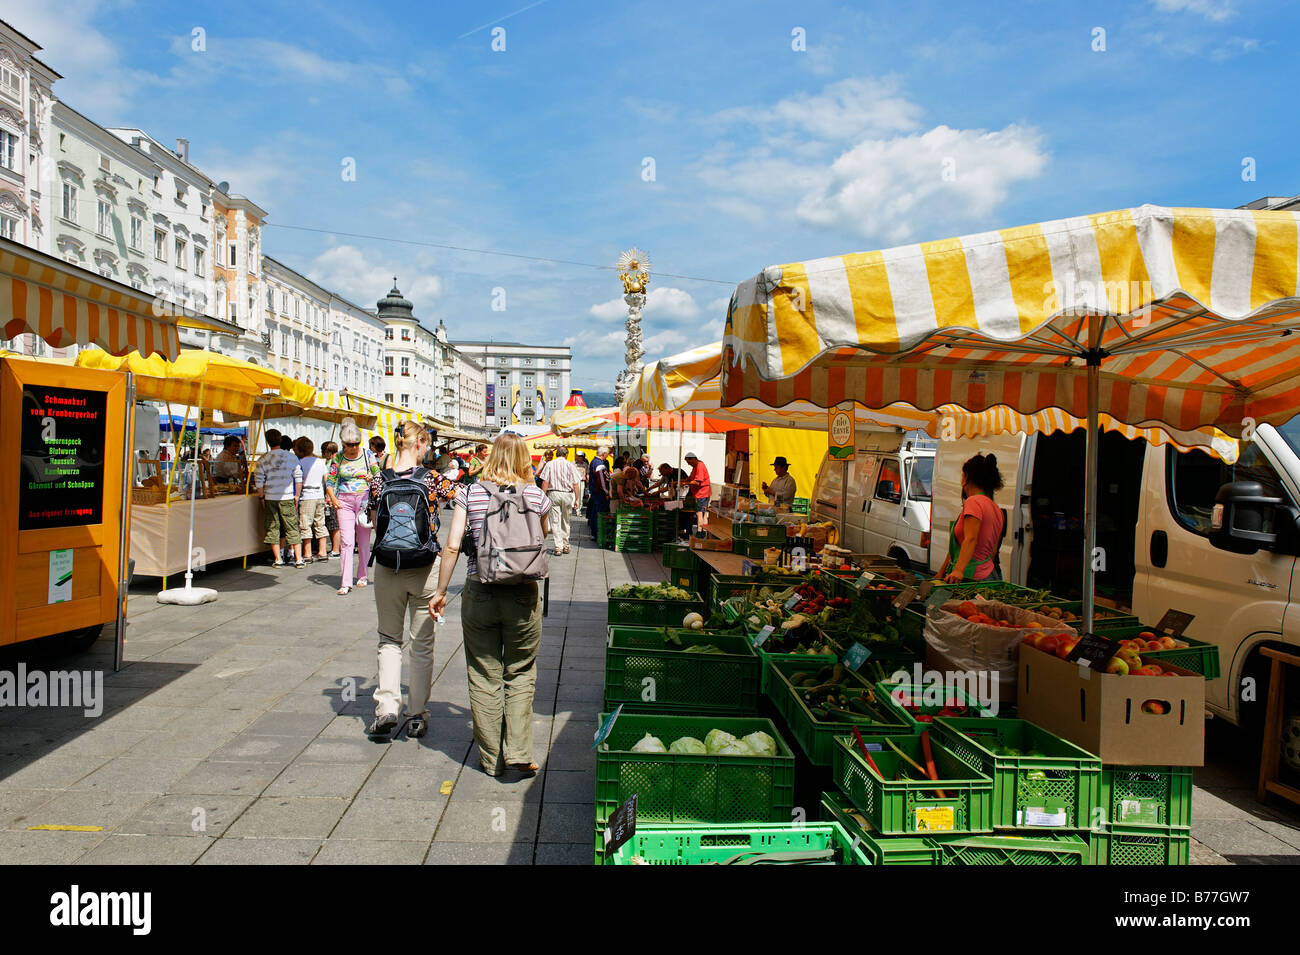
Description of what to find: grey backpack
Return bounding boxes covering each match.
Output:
[474,481,549,585]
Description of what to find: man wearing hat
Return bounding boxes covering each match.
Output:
[684,451,712,506]
[762,456,797,508]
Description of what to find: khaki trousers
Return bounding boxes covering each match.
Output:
[547,490,572,550]
[461,577,542,772]
[373,558,441,720]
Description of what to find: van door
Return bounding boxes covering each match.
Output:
[845,453,880,555]
[863,455,903,556]
[1133,440,1296,722]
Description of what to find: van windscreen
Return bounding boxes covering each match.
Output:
[907,457,934,502]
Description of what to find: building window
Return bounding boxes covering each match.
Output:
[294,298,299,320]
[400,357,410,376]
[228,302,238,324]
[0,66,19,98]
[194,248,205,276]
[154,229,167,262]
[266,287,274,309]
[175,237,187,270]
[0,130,16,171]
[549,358,558,366]
[549,396,558,410]
[522,374,533,389]
[0,214,16,240]
[385,356,393,376]
[548,375,559,389]
[228,241,237,267]
[352,333,359,354]
[400,394,410,406]
[401,328,410,341]
[61,182,78,222]
[499,394,507,409]
[94,199,110,237]
[385,328,393,340]
[293,336,300,359]
[129,216,143,251]
[385,393,394,403]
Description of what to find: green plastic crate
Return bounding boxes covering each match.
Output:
[931,718,1101,831]
[603,627,760,714]
[607,590,705,626]
[732,522,788,543]
[831,733,994,835]
[599,822,869,865]
[662,542,698,571]
[1033,601,1138,630]
[764,658,914,765]
[758,649,838,694]
[820,792,1090,865]
[710,574,764,609]
[668,567,703,593]
[1090,824,1191,865]
[1092,623,1221,680]
[876,682,996,728]
[1099,765,1193,828]
[595,712,796,826]
[733,538,776,560]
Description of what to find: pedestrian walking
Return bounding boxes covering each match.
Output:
[320,440,342,558]
[325,418,380,595]
[370,435,390,470]
[586,445,611,538]
[539,446,580,554]
[253,428,302,567]
[295,436,330,563]
[366,420,458,738]
[431,432,551,776]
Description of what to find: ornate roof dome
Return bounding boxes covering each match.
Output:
[376,278,416,321]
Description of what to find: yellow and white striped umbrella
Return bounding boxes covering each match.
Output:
[720,205,1300,436]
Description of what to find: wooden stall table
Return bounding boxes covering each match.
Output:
[1258,646,1300,808]
[691,547,752,578]
[130,493,266,582]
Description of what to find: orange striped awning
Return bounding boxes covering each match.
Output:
[720,205,1300,436]
[0,241,183,359]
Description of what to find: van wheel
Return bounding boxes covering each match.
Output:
[1238,647,1276,741]
[59,625,103,654]
[888,549,911,572]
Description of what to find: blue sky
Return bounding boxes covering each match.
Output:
[14,0,1297,390]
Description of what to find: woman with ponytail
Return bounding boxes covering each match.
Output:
[939,452,1006,583]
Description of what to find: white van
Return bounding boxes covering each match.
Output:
[811,431,936,570]
[930,422,1300,729]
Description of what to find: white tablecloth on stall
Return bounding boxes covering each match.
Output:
[130,495,267,578]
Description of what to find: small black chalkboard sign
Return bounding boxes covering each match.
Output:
[603,794,638,857]
[1154,609,1195,638]
[1066,632,1122,670]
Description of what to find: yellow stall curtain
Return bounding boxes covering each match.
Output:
[748,427,828,504]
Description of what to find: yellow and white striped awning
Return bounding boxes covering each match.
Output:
[0,240,241,359]
[720,205,1300,436]
[317,391,428,448]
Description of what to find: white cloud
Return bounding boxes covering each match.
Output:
[702,80,1049,244]
[1152,0,1236,21]
[307,244,443,309]
[588,286,701,321]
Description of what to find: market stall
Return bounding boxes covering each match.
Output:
[75,349,316,581]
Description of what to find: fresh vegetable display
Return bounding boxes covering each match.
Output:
[619,728,778,757]
[786,664,898,723]
[1021,632,1185,682]
[610,583,697,601]
[937,582,1058,606]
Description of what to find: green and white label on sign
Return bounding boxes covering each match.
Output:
[752,625,775,649]
[48,549,73,604]
[854,571,877,591]
[892,586,917,610]
[924,587,953,610]
[783,594,802,612]
[592,704,624,750]
[843,642,872,672]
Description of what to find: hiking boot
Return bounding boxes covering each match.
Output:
[367,713,399,738]
[405,714,428,739]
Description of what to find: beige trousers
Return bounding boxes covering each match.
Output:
[461,577,542,772]
[373,558,441,720]
[547,490,572,550]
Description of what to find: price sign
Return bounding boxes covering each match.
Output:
[603,794,638,857]
[783,594,802,612]
[924,587,953,611]
[892,586,918,610]
[19,384,108,530]
[752,625,775,649]
[1066,632,1122,670]
[741,559,757,576]
[916,580,936,602]
[843,641,872,672]
[591,704,624,750]
[853,571,878,592]
[1154,609,1195,638]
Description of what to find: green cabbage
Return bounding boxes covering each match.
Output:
[716,740,755,756]
[742,731,777,757]
[669,736,707,755]
[704,729,738,754]
[630,733,667,754]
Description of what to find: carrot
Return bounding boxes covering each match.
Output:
[851,727,882,776]
[919,730,948,799]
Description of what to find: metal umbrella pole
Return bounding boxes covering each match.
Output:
[114,372,135,672]
[1081,316,1102,635]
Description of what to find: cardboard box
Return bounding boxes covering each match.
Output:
[1017,650,1204,766]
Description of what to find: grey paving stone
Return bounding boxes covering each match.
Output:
[538,802,595,844]
[242,711,335,737]
[197,837,322,864]
[117,794,254,837]
[70,757,201,794]
[0,754,103,789]
[1190,838,1232,865]
[1193,818,1299,858]
[332,798,446,841]
[12,789,154,831]
[540,745,596,772]
[263,761,374,798]
[358,763,454,800]
[535,842,594,866]
[423,841,534,864]
[44,729,152,760]
[296,737,390,765]
[542,770,594,804]
[448,767,544,802]
[314,838,430,865]
[434,799,539,843]
[225,796,350,840]
[0,789,56,829]
[0,826,105,863]
[77,833,212,865]
[170,760,283,796]
[208,735,310,764]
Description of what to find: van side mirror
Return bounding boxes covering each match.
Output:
[1210,481,1281,554]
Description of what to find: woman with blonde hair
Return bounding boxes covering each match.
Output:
[325,418,380,595]
[364,420,457,738]
[430,432,551,776]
